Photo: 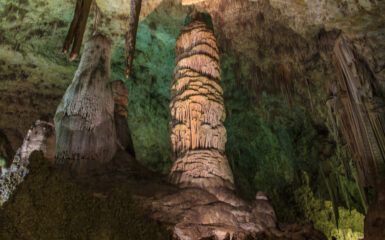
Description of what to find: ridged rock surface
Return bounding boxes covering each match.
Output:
[331,35,385,240]
[0,120,55,206]
[332,35,385,189]
[169,17,234,190]
[54,35,117,176]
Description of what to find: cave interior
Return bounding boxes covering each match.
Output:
[0,0,385,239]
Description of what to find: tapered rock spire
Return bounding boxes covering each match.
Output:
[169,12,234,190]
[55,35,117,176]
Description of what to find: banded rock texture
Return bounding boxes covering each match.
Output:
[331,34,385,240]
[332,35,385,189]
[169,16,234,190]
[0,120,55,206]
[54,35,117,176]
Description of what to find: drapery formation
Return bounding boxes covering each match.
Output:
[332,35,385,239]
[169,13,234,190]
[332,36,385,190]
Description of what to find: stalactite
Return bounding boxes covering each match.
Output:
[62,0,93,62]
[273,64,293,108]
[333,35,385,239]
[125,0,142,78]
[169,12,234,190]
[333,35,385,189]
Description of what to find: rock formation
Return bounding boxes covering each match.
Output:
[125,0,142,78]
[54,35,117,176]
[169,13,234,190]
[145,13,280,240]
[333,35,385,189]
[111,80,136,157]
[332,34,385,240]
[0,120,55,206]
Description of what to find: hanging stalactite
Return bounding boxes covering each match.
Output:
[62,0,93,62]
[333,35,385,240]
[125,0,142,78]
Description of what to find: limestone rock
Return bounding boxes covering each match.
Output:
[264,0,385,37]
[332,34,385,239]
[332,35,385,189]
[111,80,136,157]
[169,15,234,190]
[0,120,55,206]
[54,35,117,176]
[159,13,278,239]
[151,187,278,240]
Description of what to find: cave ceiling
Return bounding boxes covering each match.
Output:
[1,0,384,159]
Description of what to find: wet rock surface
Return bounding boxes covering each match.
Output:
[169,16,234,190]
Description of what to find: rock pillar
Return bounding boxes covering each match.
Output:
[169,13,234,190]
[54,35,116,176]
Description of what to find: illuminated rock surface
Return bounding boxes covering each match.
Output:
[169,16,234,190]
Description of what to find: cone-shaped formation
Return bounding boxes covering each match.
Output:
[169,15,234,190]
[55,35,117,176]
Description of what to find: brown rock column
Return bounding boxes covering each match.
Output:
[111,80,136,157]
[1,120,55,206]
[169,13,234,190]
[54,35,117,176]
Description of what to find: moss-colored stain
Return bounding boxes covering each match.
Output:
[294,172,364,240]
[0,151,173,240]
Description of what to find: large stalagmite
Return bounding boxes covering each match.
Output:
[54,35,117,176]
[169,14,234,190]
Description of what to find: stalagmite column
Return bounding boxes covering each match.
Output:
[55,35,116,176]
[169,13,234,190]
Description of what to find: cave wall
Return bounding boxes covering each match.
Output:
[1,0,385,238]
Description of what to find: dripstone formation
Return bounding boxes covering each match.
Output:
[169,14,234,190]
[54,35,117,176]
[0,120,55,206]
[148,14,283,240]
[332,35,385,240]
